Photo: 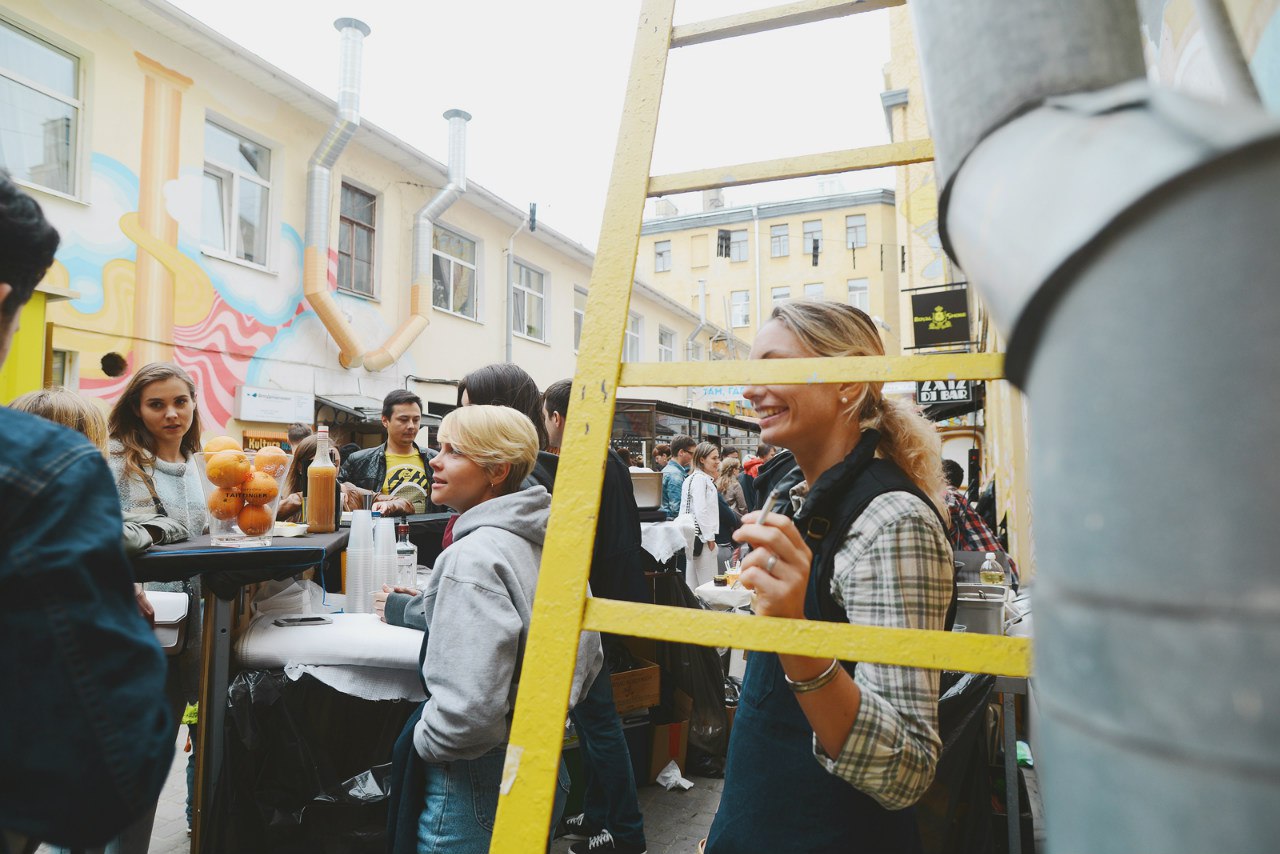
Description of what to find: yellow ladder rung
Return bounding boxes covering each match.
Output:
[647,140,935,196]
[620,352,1004,388]
[584,600,1032,678]
[671,0,906,49]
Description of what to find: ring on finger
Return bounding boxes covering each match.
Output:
[764,553,778,574]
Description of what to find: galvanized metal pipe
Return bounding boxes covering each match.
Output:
[1191,0,1262,103]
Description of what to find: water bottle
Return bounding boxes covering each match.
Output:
[395,522,418,587]
[979,552,1004,586]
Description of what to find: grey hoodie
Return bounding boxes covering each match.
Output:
[411,485,603,763]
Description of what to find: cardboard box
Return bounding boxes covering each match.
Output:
[648,689,693,783]
[611,657,660,715]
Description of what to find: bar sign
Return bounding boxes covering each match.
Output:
[916,380,972,403]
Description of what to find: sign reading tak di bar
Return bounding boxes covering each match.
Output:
[911,288,970,348]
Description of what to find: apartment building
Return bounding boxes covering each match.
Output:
[635,190,902,354]
[0,0,732,440]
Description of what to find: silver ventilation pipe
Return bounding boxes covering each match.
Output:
[304,17,371,369]
[364,110,471,371]
[908,2,1280,851]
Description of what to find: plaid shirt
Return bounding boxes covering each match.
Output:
[944,486,1018,578]
[795,487,952,810]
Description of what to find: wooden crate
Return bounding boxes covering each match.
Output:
[611,657,660,714]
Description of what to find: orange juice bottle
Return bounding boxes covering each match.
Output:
[307,426,338,533]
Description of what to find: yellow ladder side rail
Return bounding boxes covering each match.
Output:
[648,139,934,196]
[584,600,1032,677]
[620,352,1003,387]
[671,0,905,48]
[490,0,678,847]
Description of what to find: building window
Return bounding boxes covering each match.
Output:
[432,225,478,319]
[658,326,675,362]
[338,183,375,297]
[624,312,642,362]
[50,348,77,389]
[203,120,272,266]
[804,283,824,300]
[654,240,671,273]
[690,234,708,268]
[729,230,748,262]
[688,340,703,361]
[771,286,790,306]
[847,278,869,312]
[845,214,867,249]
[512,261,545,340]
[731,290,750,327]
[0,20,79,196]
[770,224,789,258]
[573,287,587,350]
[803,220,822,255]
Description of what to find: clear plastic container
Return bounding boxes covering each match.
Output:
[195,448,293,548]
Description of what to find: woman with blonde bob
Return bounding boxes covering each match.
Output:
[705,301,953,853]
[9,385,109,449]
[387,405,601,854]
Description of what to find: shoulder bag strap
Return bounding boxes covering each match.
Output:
[141,470,169,518]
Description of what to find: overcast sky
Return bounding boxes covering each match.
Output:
[170,0,896,250]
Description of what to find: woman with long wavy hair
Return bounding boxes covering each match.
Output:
[705,301,952,854]
[103,361,209,852]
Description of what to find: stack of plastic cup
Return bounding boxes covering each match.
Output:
[374,517,397,594]
[346,509,374,614]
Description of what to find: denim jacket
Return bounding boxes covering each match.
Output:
[660,459,689,520]
[0,409,173,849]
[337,442,444,512]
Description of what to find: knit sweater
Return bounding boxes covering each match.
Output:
[107,440,209,540]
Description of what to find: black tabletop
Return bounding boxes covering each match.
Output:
[134,529,350,596]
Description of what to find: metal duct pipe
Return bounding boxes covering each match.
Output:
[910,2,1280,850]
[365,109,471,372]
[304,17,370,369]
[908,0,1144,184]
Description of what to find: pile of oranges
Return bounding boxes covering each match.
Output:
[202,437,287,536]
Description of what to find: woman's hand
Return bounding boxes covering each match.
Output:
[733,511,813,620]
[340,482,367,511]
[705,540,717,554]
[134,583,155,627]
[373,584,421,623]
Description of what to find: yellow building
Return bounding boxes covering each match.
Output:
[636,191,902,354]
[0,0,736,442]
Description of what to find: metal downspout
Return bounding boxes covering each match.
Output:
[751,204,762,329]
[685,278,708,407]
[909,2,1280,851]
[304,18,370,369]
[364,109,471,371]
[504,212,530,363]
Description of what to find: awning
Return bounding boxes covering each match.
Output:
[314,394,384,423]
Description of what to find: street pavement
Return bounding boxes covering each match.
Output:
[48,735,723,854]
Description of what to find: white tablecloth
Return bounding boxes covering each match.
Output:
[640,519,693,563]
[694,580,753,611]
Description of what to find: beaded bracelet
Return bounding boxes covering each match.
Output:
[784,658,841,693]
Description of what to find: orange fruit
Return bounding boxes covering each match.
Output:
[203,435,240,455]
[206,449,250,488]
[242,471,279,506]
[253,445,289,477]
[237,504,273,536]
[207,487,244,520]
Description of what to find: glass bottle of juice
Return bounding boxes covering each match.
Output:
[307,426,338,533]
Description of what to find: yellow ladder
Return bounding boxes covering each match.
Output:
[490,1,1030,848]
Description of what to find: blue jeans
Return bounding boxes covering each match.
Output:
[417,745,570,853]
[570,669,646,846]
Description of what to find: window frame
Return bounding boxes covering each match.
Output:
[728,229,748,263]
[573,287,588,351]
[845,214,868,249]
[511,258,548,343]
[49,347,78,390]
[770,223,789,258]
[803,283,825,300]
[623,311,642,363]
[803,220,823,255]
[337,181,378,299]
[431,222,482,322]
[654,239,672,273]
[201,115,276,271]
[847,277,870,312]
[730,290,751,327]
[0,14,86,201]
[771,286,790,307]
[658,325,675,362]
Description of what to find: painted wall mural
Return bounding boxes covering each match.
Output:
[46,51,400,432]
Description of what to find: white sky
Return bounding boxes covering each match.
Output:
[169,0,896,251]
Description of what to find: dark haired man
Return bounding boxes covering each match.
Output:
[338,388,438,514]
[942,458,1017,583]
[0,173,174,851]
[660,434,696,520]
[541,379,649,854]
[286,421,313,449]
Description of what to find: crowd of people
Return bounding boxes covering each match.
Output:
[1,169,1016,854]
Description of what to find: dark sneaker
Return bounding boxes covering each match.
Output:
[569,828,647,854]
[557,812,602,841]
